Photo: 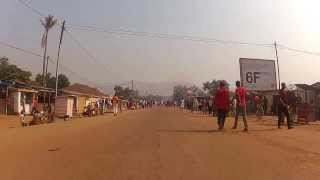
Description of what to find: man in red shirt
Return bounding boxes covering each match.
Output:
[278,82,293,129]
[233,81,248,131]
[215,81,229,130]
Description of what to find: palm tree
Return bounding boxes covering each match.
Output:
[41,15,57,87]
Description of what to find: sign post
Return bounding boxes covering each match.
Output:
[239,58,277,91]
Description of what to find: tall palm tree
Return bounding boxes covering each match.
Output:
[41,15,57,87]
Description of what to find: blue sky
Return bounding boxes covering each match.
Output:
[1,0,320,88]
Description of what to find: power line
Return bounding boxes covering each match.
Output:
[0,40,96,85]
[17,0,273,47]
[15,0,320,67]
[16,0,99,85]
[17,0,45,17]
[64,29,111,72]
[0,41,42,57]
[277,44,320,57]
[16,0,113,75]
[68,25,273,47]
[16,0,64,26]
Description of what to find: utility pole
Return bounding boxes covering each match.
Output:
[55,20,66,96]
[274,41,281,90]
[43,55,49,107]
[42,43,47,87]
[45,56,49,87]
[53,20,66,119]
[131,80,134,90]
[5,86,8,116]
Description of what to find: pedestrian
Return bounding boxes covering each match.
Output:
[232,96,237,117]
[192,98,199,113]
[181,99,185,110]
[255,95,264,120]
[263,95,268,113]
[208,97,213,115]
[233,81,248,132]
[215,81,229,130]
[19,109,27,127]
[278,82,293,129]
[112,95,119,116]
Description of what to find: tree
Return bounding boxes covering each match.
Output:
[173,85,206,101]
[55,74,70,89]
[114,85,124,96]
[35,73,70,89]
[41,15,57,86]
[173,85,188,101]
[189,85,206,96]
[144,94,164,102]
[203,80,229,95]
[113,85,139,99]
[0,57,32,82]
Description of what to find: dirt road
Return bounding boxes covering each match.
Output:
[1,108,320,180]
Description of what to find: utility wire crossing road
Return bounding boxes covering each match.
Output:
[1,108,320,180]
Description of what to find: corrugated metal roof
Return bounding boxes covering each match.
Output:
[63,83,107,97]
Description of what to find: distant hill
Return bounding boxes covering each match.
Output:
[98,81,194,96]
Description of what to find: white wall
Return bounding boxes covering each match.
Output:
[13,92,20,114]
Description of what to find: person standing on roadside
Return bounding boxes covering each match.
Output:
[180,99,185,111]
[112,95,119,116]
[215,81,229,131]
[278,82,293,129]
[233,81,248,132]
[208,97,213,115]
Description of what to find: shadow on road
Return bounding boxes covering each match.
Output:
[246,128,279,132]
[158,129,220,133]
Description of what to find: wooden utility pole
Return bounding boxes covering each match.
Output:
[274,41,281,90]
[5,86,8,116]
[53,20,66,118]
[55,20,66,96]
[45,56,49,87]
[131,80,134,90]
[42,37,48,87]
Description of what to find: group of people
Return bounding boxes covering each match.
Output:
[215,81,248,131]
[215,81,293,131]
[181,81,293,131]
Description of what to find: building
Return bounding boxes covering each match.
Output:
[58,83,109,117]
[0,80,55,115]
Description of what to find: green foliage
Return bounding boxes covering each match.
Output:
[0,58,32,82]
[173,85,205,101]
[35,73,70,89]
[203,80,229,95]
[41,15,57,31]
[55,74,70,89]
[173,85,188,101]
[41,15,57,48]
[114,85,139,99]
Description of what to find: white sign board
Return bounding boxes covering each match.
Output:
[239,58,277,91]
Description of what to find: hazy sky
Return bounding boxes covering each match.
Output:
[1,0,320,88]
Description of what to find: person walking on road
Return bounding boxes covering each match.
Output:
[180,99,185,111]
[215,81,229,131]
[112,95,119,116]
[278,82,293,129]
[233,81,248,132]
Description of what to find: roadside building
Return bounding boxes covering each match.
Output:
[59,83,108,117]
[55,95,76,118]
[0,80,37,115]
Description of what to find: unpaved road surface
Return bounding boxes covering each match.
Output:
[1,108,320,180]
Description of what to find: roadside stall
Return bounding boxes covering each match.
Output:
[55,95,75,118]
[289,84,317,123]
